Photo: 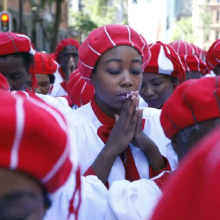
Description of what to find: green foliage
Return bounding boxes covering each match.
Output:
[199,3,211,39]
[70,0,117,35]
[170,17,193,43]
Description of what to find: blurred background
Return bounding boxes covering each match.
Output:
[0,0,218,53]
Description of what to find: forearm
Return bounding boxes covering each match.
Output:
[92,144,117,184]
[143,144,166,171]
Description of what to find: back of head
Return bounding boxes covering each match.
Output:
[150,124,220,220]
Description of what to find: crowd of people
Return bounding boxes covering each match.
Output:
[0,24,220,220]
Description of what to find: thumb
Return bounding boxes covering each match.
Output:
[114,114,120,124]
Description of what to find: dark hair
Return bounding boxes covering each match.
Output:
[49,75,55,84]
[0,53,34,72]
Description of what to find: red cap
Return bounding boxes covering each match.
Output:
[169,40,195,55]
[160,77,220,139]
[144,41,186,82]
[54,38,80,63]
[206,39,220,70]
[78,24,151,84]
[151,124,220,220]
[0,73,10,91]
[0,32,35,56]
[66,69,94,107]
[30,52,58,75]
[0,90,72,193]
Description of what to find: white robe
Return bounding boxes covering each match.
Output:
[66,102,178,185]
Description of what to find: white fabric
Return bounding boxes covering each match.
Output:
[50,68,68,97]
[105,171,171,220]
[36,93,73,117]
[66,102,178,186]
[139,96,148,107]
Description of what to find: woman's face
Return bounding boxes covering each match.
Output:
[0,169,46,220]
[93,46,143,116]
[140,73,174,109]
[0,55,28,91]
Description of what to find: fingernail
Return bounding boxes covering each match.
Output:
[132,95,135,100]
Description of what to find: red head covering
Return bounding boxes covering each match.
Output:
[30,52,58,75]
[182,54,210,75]
[160,77,220,139]
[0,73,10,91]
[150,124,220,220]
[78,24,151,84]
[0,32,35,56]
[206,39,220,70]
[170,40,209,75]
[54,38,80,63]
[144,41,186,82]
[66,69,94,107]
[0,90,81,219]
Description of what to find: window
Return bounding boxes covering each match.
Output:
[217,11,220,21]
[216,31,219,40]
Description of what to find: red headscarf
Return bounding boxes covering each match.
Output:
[150,124,220,220]
[0,90,81,219]
[170,40,209,75]
[144,41,186,82]
[206,39,220,70]
[160,77,220,139]
[54,38,80,63]
[66,69,94,107]
[78,24,151,84]
[30,52,58,75]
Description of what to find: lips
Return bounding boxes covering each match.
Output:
[117,91,132,101]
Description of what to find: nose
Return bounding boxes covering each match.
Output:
[120,71,133,87]
[144,85,155,96]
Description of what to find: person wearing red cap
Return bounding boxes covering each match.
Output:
[51,38,80,97]
[66,69,95,109]
[150,126,220,220]
[27,52,57,95]
[0,90,81,220]
[206,39,220,76]
[170,40,210,80]
[67,24,178,191]
[140,41,186,109]
[0,32,35,91]
[104,76,220,220]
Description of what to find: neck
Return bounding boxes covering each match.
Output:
[94,94,120,118]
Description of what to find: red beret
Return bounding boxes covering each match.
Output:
[0,32,35,56]
[169,40,195,55]
[182,54,210,75]
[54,37,80,62]
[78,24,151,84]
[66,69,94,107]
[160,77,220,139]
[151,124,220,220]
[0,90,72,193]
[0,73,10,91]
[29,52,58,75]
[206,39,220,70]
[144,41,186,82]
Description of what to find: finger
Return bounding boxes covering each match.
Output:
[129,106,139,132]
[135,108,144,134]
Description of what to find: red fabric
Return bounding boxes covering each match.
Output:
[206,39,220,70]
[0,73,10,91]
[29,52,57,75]
[153,171,172,192]
[170,40,209,75]
[150,125,220,220]
[54,37,80,63]
[90,96,141,182]
[149,156,171,178]
[0,90,72,194]
[191,44,206,60]
[182,54,210,75]
[144,41,186,82]
[160,77,220,139]
[78,24,151,84]
[66,69,95,107]
[0,32,35,56]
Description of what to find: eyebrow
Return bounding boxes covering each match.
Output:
[105,58,142,64]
